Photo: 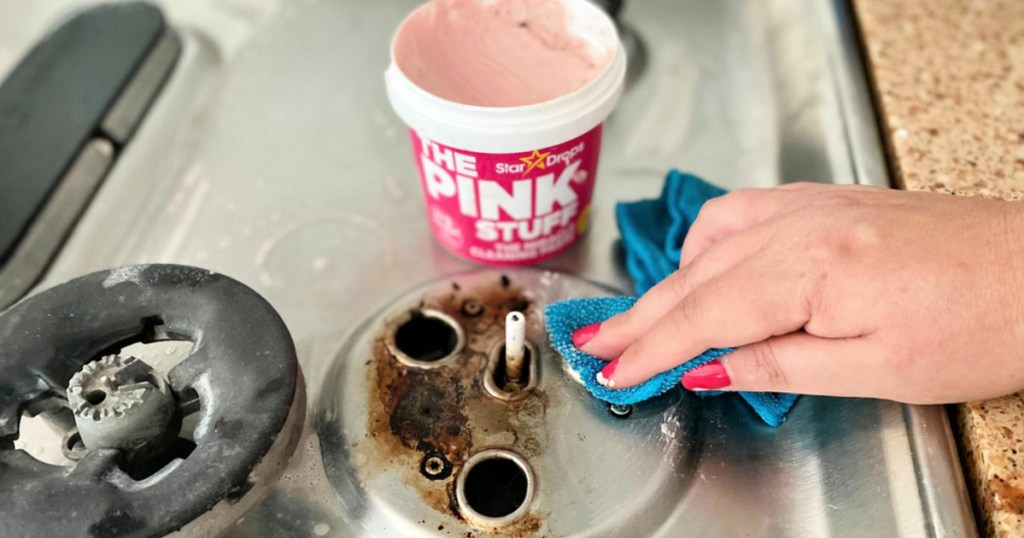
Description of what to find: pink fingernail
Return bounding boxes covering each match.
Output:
[681,360,730,391]
[596,358,619,388]
[572,322,601,349]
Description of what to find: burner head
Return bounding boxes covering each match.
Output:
[67,354,179,464]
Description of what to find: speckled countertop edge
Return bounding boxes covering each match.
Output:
[852,0,1024,535]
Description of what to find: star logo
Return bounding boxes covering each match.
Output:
[519,149,550,175]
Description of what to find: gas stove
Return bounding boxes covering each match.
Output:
[0,0,977,536]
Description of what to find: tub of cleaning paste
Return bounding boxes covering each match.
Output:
[386,0,626,266]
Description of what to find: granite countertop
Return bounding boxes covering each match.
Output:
[853,0,1024,535]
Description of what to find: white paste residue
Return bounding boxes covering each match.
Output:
[102,265,147,288]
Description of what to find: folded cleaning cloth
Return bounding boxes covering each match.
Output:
[545,171,798,427]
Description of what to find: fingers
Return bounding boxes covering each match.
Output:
[680,189,790,266]
[573,265,718,360]
[599,257,815,389]
[579,188,790,361]
[776,181,827,190]
[578,220,778,360]
[679,332,885,398]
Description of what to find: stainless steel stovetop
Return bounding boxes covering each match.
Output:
[0,0,977,536]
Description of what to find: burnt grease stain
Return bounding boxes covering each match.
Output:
[366,276,547,535]
[388,377,468,456]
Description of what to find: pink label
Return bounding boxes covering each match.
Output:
[410,126,602,266]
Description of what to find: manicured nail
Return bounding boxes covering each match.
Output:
[681,360,730,391]
[596,358,619,388]
[572,322,601,349]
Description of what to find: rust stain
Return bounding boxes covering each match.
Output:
[364,274,547,535]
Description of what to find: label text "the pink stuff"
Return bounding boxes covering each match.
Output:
[409,126,601,265]
[418,138,580,242]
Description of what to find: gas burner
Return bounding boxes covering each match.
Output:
[318,269,697,536]
[0,264,305,537]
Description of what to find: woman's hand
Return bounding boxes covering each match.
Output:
[573,183,1024,404]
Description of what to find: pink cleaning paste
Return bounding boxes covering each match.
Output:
[393,0,614,107]
[393,0,616,265]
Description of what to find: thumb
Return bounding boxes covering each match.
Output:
[680,332,883,398]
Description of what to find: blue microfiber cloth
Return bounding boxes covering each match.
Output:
[545,171,798,427]
[615,170,728,295]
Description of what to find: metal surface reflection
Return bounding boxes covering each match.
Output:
[0,0,976,535]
